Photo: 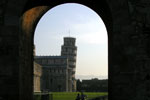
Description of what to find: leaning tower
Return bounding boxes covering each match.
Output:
[61,37,77,92]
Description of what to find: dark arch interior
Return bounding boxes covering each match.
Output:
[1,0,149,100]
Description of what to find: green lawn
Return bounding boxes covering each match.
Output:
[52,92,107,100]
[34,92,108,100]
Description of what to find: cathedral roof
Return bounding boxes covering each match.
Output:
[35,56,67,59]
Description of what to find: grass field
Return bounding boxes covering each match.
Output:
[34,92,108,100]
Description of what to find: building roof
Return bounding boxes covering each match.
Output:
[35,56,67,59]
[64,37,76,39]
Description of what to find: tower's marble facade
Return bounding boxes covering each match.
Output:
[61,37,77,92]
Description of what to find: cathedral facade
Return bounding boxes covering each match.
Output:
[34,37,77,92]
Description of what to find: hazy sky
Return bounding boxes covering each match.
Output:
[34,3,108,79]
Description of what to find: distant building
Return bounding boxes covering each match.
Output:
[34,37,77,92]
[77,78,108,92]
[34,56,69,92]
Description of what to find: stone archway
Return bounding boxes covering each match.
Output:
[19,1,112,100]
[1,0,150,100]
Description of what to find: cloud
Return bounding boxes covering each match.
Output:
[77,32,107,45]
[70,18,107,45]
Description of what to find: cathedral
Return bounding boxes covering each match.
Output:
[34,37,77,92]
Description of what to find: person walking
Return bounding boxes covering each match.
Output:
[81,92,87,100]
[76,93,81,100]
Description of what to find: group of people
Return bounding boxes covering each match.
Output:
[76,92,87,100]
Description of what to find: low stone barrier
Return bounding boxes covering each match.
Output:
[41,92,49,100]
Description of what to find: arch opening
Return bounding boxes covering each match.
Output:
[19,1,112,100]
[33,3,108,94]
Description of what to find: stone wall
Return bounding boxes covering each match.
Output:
[34,62,42,92]
[0,0,20,100]
[109,1,150,100]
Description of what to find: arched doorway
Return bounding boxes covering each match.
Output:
[20,1,112,100]
[2,0,149,100]
[33,3,108,94]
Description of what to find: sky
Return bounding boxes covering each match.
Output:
[34,3,108,80]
